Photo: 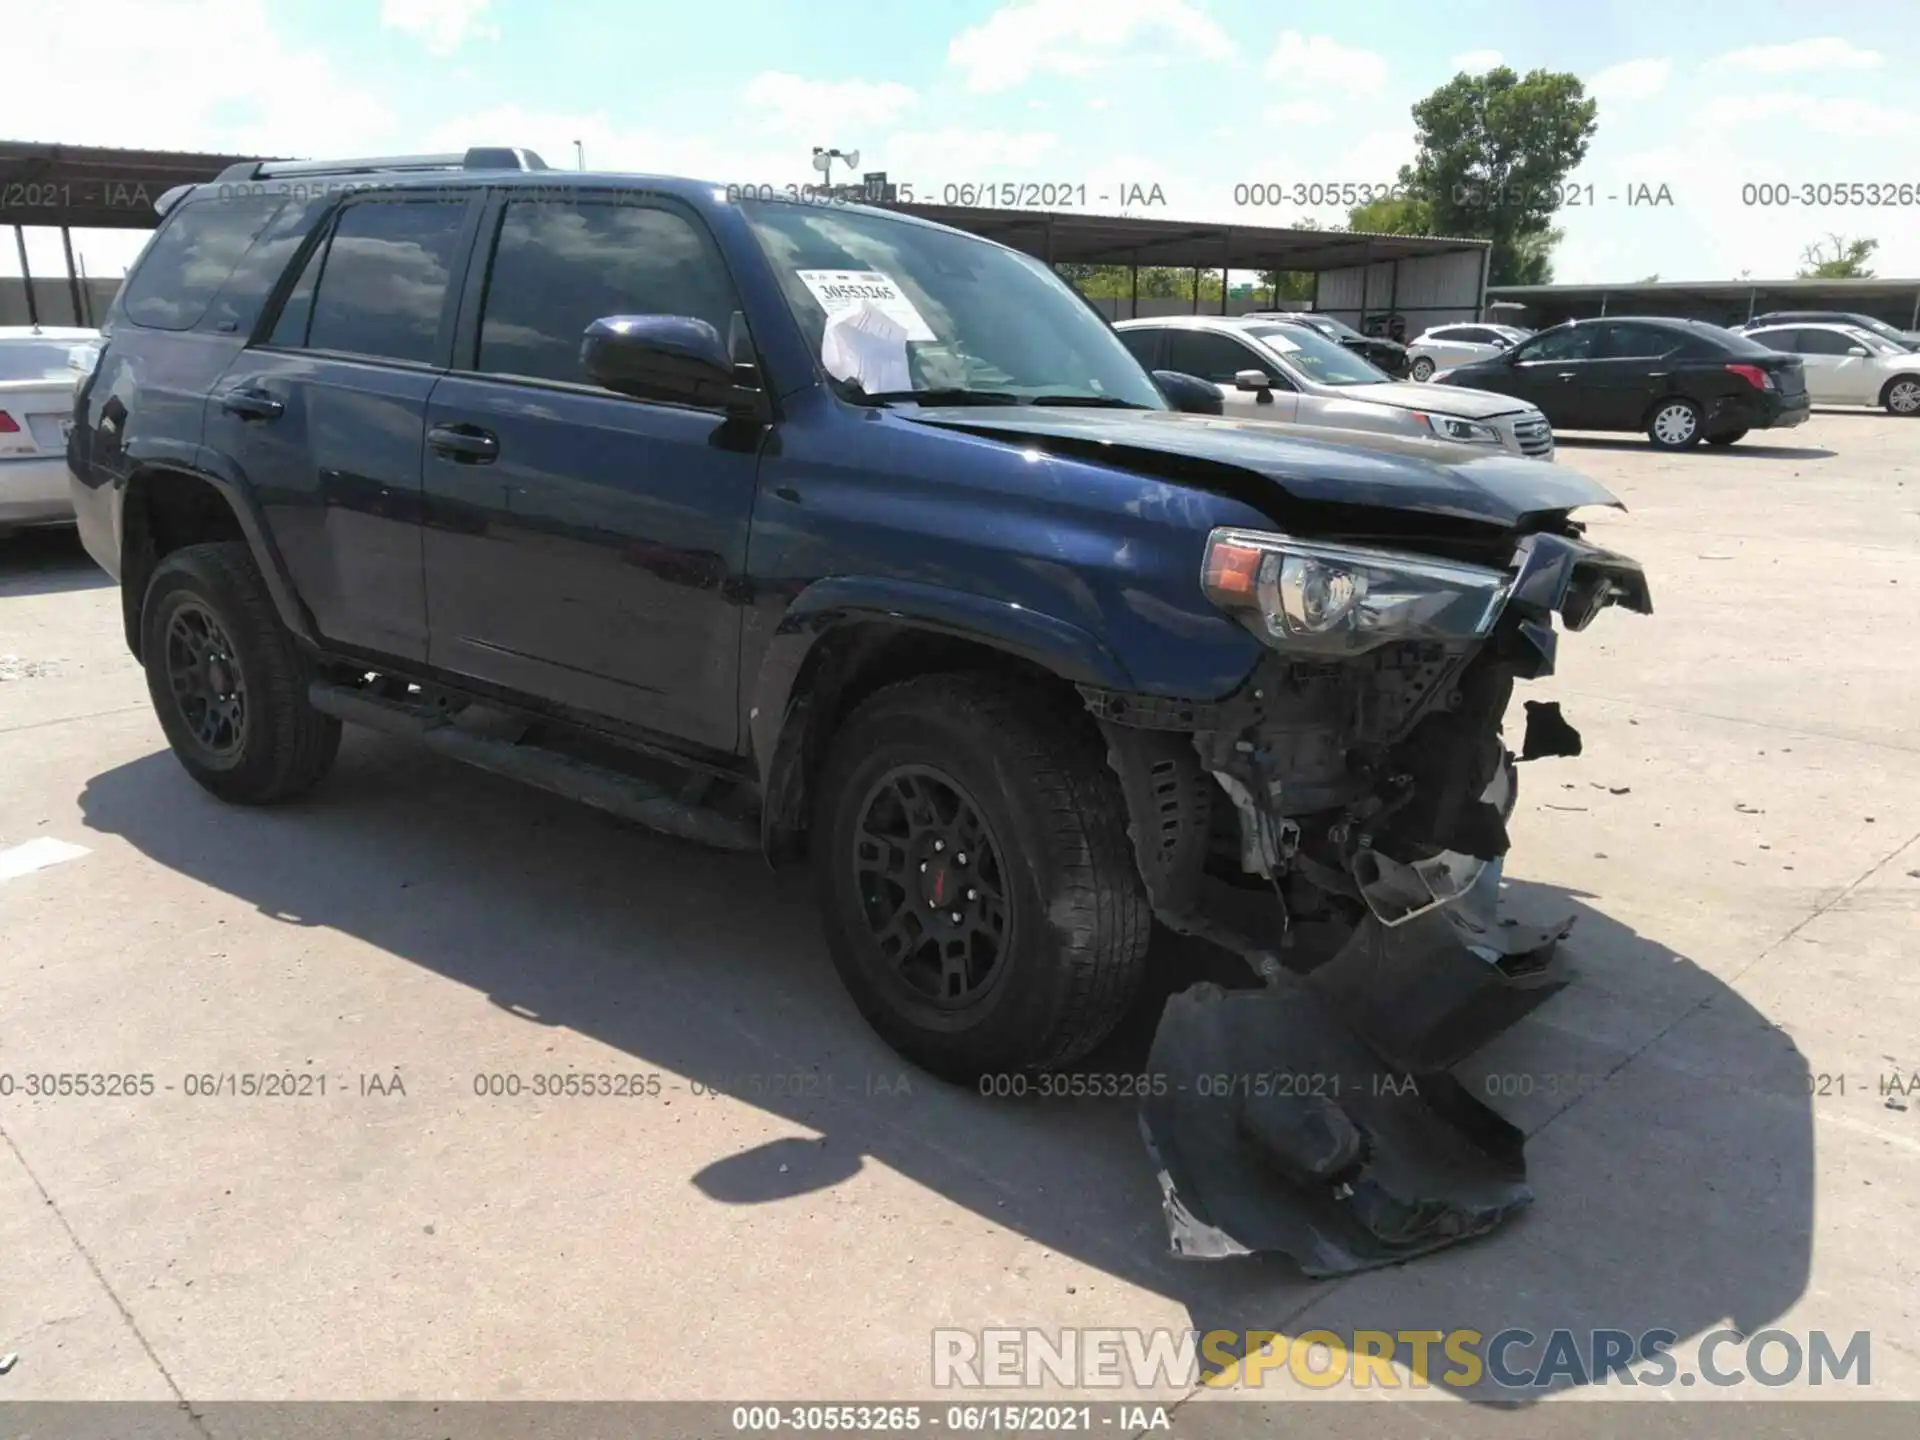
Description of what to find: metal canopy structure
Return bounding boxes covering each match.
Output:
[4,141,1495,328]
[3,140,268,326]
[1490,277,1920,331]
[887,201,1489,274]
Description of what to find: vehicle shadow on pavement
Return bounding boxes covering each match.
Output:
[0,528,113,598]
[77,733,1814,1402]
[1553,435,1837,460]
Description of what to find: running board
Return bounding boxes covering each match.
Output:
[307,682,759,852]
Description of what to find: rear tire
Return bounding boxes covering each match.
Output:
[811,673,1151,1083]
[1883,376,1920,416]
[1409,356,1436,382]
[1705,428,1748,446]
[1647,398,1704,449]
[141,541,341,805]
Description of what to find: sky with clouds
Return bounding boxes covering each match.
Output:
[6,0,1916,289]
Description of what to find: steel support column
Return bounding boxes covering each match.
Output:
[13,225,38,326]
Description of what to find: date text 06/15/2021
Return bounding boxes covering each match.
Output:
[723,181,1167,209]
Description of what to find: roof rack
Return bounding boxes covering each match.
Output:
[212,147,550,182]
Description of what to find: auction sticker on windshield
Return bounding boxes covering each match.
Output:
[797,270,936,342]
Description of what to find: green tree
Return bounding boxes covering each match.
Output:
[1396,66,1598,284]
[1347,194,1433,235]
[1797,234,1877,279]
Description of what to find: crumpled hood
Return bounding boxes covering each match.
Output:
[905,406,1620,527]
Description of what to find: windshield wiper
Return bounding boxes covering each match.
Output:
[1026,394,1152,408]
[855,388,1026,407]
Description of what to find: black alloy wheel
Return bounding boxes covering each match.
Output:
[163,600,249,764]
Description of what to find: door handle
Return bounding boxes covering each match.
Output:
[1555,371,1578,381]
[427,423,499,463]
[1646,372,1670,379]
[220,387,284,421]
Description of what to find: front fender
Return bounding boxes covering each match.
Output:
[747,574,1134,780]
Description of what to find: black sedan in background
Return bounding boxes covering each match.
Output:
[1434,317,1809,449]
[1248,311,1411,377]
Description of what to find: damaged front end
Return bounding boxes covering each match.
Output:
[1084,524,1650,1276]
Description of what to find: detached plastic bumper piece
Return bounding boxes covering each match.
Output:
[1140,902,1573,1276]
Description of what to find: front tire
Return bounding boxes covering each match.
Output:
[1409,356,1436,382]
[141,541,341,805]
[1883,376,1920,415]
[1647,398,1704,449]
[812,673,1151,1082]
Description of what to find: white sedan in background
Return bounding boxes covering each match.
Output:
[1741,322,1920,415]
[1405,322,1532,382]
[1,325,101,536]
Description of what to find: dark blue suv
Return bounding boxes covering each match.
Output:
[69,147,1650,1094]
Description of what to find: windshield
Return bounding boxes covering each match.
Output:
[1488,325,1532,343]
[1246,324,1392,386]
[740,202,1167,408]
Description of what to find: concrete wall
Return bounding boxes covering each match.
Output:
[0,276,120,328]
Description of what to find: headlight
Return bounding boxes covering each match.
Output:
[1416,411,1501,444]
[1201,528,1512,656]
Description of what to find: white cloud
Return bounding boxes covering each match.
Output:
[1,0,392,156]
[1265,31,1388,94]
[1265,100,1334,126]
[380,0,496,55]
[1087,97,1110,111]
[1590,57,1671,103]
[873,129,1061,179]
[1700,91,1920,138]
[947,0,1232,93]
[1709,36,1881,74]
[740,72,917,138]
[1451,49,1503,71]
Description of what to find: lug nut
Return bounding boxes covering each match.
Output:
[934,840,944,852]
[920,861,928,872]
[967,889,978,901]
[950,912,962,924]
[956,852,968,865]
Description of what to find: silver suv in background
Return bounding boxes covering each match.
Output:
[1116,315,1555,460]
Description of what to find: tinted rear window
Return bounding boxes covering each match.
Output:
[1680,323,1778,358]
[120,193,290,331]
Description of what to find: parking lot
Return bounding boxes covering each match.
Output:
[2,411,1917,1409]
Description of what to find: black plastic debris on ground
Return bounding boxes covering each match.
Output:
[1140,907,1574,1277]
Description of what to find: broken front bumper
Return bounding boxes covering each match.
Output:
[1088,528,1647,1275]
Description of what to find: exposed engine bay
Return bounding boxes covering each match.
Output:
[1082,527,1651,1275]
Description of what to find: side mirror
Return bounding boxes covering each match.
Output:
[1151,369,1224,416]
[1234,368,1274,392]
[1847,346,1869,357]
[581,315,748,411]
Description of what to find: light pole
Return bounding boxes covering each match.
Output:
[812,145,860,188]
[573,140,585,171]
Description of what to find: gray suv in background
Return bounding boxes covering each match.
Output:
[1116,315,1555,460]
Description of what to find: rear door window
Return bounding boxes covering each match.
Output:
[120,193,290,331]
[1116,328,1162,368]
[1597,323,1679,359]
[303,198,471,365]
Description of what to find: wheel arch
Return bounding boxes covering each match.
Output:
[120,463,315,663]
[752,578,1133,868]
[1878,372,1920,412]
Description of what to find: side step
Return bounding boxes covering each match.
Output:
[307,682,759,852]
